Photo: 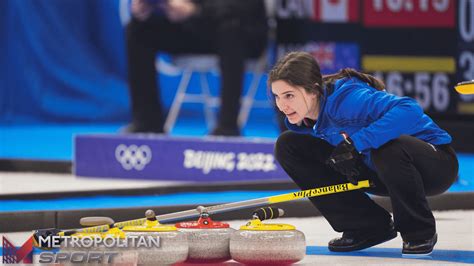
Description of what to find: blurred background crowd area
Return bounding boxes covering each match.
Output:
[0,0,473,162]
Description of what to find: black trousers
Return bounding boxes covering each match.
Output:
[125,15,267,131]
[275,131,458,241]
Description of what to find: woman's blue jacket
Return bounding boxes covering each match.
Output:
[285,77,452,170]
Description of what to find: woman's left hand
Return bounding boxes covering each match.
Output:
[326,134,360,184]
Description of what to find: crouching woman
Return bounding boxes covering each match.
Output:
[269,51,458,256]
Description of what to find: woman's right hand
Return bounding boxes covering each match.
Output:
[325,133,360,185]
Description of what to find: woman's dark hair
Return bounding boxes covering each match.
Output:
[268,51,385,95]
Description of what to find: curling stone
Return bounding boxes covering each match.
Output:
[175,206,235,263]
[60,216,137,265]
[230,207,306,265]
[122,209,188,265]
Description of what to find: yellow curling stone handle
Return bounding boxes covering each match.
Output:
[70,227,126,239]
[122,219,177,232]
[240,219,296,231]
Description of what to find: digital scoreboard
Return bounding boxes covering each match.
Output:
[274,0,472,117]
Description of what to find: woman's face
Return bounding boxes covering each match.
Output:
[271,80,318,124]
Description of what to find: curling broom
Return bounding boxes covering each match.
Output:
[34,180,372,242]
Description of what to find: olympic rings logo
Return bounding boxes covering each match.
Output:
[115,144,152,171]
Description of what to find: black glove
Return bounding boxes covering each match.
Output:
[326,133,360,184]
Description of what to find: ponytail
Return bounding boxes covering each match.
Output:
[323,68,385,91]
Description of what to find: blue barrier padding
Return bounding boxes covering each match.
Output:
[0,121,279,160]
[0,179,472,213]
[0,190,295,212]
[456,153,474,191]
[0,124,122,160]
[306,246,474,264]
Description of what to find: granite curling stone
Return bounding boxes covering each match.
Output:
[175,206,235,263]
[60,216,137,265]
[230,207,306,265]
[122,209,188,265]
